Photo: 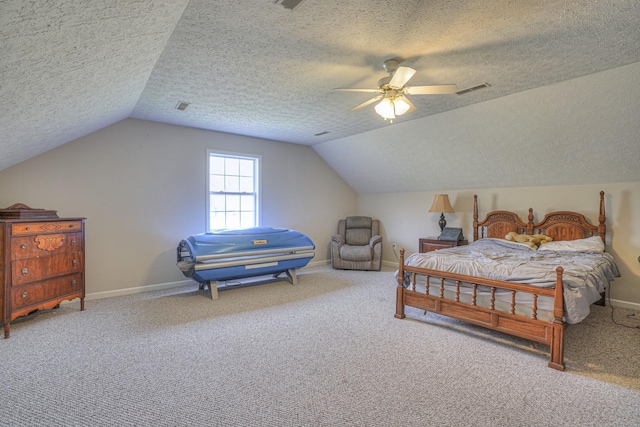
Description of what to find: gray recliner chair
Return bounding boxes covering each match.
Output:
[331,216,382,271]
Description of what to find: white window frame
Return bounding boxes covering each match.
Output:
[206,149,261,231]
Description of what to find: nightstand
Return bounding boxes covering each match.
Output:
[419,237,469,253]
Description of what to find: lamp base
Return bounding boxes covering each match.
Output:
[439,213,446,232]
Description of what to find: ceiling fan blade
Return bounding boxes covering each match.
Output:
[403,96,416,114]
[334,88,379,93]
[388,66,416,89]
[404,84,458,95]
[349,95,383,112]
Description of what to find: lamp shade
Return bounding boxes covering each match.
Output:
[374,96,413,120]
[429,194,455,213]
[393,96,411,116]
[374,98,395,119]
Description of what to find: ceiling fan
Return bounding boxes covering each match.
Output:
[334,59,458,121]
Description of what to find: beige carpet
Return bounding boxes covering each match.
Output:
[2,266,639,426]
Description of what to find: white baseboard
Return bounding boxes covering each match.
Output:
[84,279,194,301]
[382,260,399,268]
[83,262,331,301]
[609,298,640,311]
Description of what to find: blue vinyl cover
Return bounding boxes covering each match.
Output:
[184,227,314,259]
[178,227,315,283]
[191,258,312,283]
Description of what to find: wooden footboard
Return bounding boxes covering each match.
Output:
[395,249,566,371]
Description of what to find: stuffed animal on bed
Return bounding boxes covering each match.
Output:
[504,232,553,248]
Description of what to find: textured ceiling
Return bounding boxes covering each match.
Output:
[1,0,640,177]
[0,0,190,170]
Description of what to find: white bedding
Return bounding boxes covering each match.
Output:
[400,238,620,324]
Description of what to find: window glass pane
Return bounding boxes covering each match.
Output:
[225,158,240,176]
[210,156,224,172]
[226,212,240,229]
[210,212,226,230]
[239,177,253,193]
[239,159,254,177]
[240,212,254,228]
[210,175,224,192]
[226,195,240,211]
[225,176,239,192]
[211,194,225,212]
[240,195,255,212]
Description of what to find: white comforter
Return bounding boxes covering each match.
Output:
[401,238,620,324]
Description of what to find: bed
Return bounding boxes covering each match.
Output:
[395,191,620,370]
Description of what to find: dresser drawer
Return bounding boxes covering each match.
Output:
[421,242,455,252]
[11,232,83,261]
[419,238,469,253]
[12,252,84,285]
[11,221,83,236]
[11,274,83,310]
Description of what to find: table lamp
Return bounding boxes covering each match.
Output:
[429,194,455,232]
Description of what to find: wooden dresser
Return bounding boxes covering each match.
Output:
[0,204,85,338]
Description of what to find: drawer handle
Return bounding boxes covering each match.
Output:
[21,268,28,275]
[71,279,77,286]
[72,259,78,266]
[21,244,27,249]
[22,291,28,298]
[71,239,76,246]
[26,226,31,231]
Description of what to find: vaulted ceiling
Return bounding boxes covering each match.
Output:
[2,0,640,183]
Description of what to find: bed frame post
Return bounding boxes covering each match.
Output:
[598,191,606,244]
[395,249,406,319]
[473,195,479,241]
[527,208,534,234]
[595,191,608,306]
[548,266,565,371]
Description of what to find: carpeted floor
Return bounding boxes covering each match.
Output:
[1,266,639,426]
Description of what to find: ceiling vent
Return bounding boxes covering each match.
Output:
[274,0,306,10]
[175,101,190,111]
[456,83,491,95]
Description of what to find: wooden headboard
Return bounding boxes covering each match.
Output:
[472,191,606,244]
[473,195,534,240]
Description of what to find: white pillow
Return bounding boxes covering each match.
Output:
[538,235,605,252]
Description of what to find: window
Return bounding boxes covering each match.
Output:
[207,150,260,231]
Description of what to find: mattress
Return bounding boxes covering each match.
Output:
[177,227,315,298]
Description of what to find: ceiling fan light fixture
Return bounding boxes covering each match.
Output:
[374,98,396,120]
[374,96,411,120]
[393,96,411,116]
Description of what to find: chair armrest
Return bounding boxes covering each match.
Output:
[331,234,345,245]
[370,235,382,247]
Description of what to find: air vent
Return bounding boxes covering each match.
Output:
[175,101,190,111]
[274,0,306,10]
[314,131,329,136]
[456,83,491,95]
